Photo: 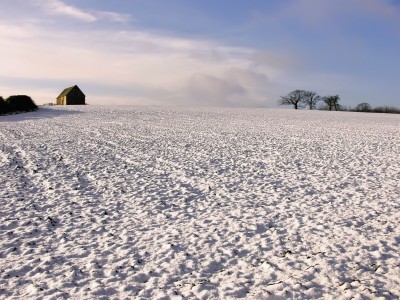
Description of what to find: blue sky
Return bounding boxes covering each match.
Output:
[1,0,399,107]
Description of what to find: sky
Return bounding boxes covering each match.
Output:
[0,0,400,108]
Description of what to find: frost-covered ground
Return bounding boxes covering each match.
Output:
[0,106,399,299]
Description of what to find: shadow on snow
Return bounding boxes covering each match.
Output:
[0,107,85,122]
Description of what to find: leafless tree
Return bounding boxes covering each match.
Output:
[355,102,372,112]
[278,90,305,109]
[322,95,340,111]
[302,91,320,110]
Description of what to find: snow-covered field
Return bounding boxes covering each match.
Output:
[0,105,399,299]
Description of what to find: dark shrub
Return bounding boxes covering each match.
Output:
[0,96,10,115]
[373,106,400,114]
[6,95,38,112]
[355,102,372,112]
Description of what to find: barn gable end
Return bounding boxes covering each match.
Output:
[56,85,86,105]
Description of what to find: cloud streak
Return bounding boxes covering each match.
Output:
[32,0,130,23]
[33,0,96,22]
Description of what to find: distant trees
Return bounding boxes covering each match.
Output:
[302,91,320,110]
[372,106,400,114]
[354,102,372,112]
[0,95,38,115]
[279,90,399,114]
[278,90,305,109]
[347,102,400,114]
[322,95,341,111]
[279,90,341,110]
[352,103,400,114]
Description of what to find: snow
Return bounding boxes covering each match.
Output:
[0,105,399,299]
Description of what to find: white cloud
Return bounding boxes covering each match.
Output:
[251,51,300,71]
[33,0,96,22]
[226,68,269,89]
[31,0,130,23]
[0,14,294,106]
[183,74,245,106]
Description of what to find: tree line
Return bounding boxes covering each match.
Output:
[279,90,399,114]
[0,95,38,115]
[348,102,400,114]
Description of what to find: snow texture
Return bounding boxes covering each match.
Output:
[0,106,399,299]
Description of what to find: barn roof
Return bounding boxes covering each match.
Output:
[57,85,85,99]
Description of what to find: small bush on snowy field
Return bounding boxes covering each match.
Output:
[5,95,38,113]
[0,96,10,114]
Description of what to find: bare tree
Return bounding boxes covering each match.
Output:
[278,90,304,109]
[302,91,320,110]
[355,102,372,112]
[322,95,340,111]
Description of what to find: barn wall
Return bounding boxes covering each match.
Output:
[66,89,85,105]
[56,96,67,105]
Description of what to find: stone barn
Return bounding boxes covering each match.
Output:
[56,85,86,105]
